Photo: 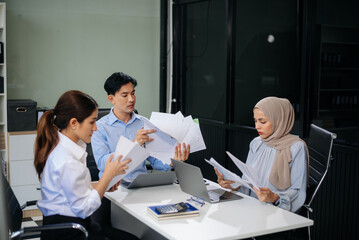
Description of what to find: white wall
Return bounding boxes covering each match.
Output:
[4,0,160,118]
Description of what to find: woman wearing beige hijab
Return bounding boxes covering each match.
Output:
[215,97,308,212]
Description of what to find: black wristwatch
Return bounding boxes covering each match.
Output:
[273,199,280,206]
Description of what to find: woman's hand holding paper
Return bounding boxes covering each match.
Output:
[214,168,241,191]
[253,187,279,203]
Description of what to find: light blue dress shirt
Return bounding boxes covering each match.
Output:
[239,136,307,213]
[37,132,101,219]
[91,108,172,181]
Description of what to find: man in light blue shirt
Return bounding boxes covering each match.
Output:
[91,72,190,181]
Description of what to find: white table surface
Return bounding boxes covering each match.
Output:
[106,181,313,240]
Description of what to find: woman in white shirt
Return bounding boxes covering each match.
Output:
[215,97,308,213]
[34,90,138,240]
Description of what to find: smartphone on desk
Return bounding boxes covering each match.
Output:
[155,202,189,214]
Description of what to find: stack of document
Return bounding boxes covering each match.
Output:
[205,158,251,189]
[225,151,263,189]
[143,111,206,164]
[205,151,263,190]
[107,136,150,190]
[147,202,199,220]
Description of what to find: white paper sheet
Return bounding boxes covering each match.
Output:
[226,151,262,189]
[182,120,206,152]
[149,112,179,138]
[143,118,177,153]
[143,111,206,164]
[205,158,251,189]
[148,152,173,165]
[107,136,150,190]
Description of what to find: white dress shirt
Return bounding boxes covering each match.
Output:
[37,132,101,219]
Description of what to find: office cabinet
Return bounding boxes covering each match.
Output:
[8,131,40,209]
[0,3,7,176]
[314,25,359,129]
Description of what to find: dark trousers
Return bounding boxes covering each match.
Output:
[42,198,138,240]
[41,214,103,240]
[91,197,139,240]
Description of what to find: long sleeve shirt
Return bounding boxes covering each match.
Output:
[239,136,307,213]
[91,109,172,181]
[37,132,101,219]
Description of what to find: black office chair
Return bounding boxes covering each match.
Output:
[302,124,337,239]
[1,172,88,240]
[86,108,111,181]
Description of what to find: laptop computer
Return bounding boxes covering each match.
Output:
[171,159,242,203]
[121,171,177,189]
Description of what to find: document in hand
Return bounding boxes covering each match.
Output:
[142,118,177,153]
[143,111,206,164]
[107,136,150,190]
[226,151,263,189]
[205,158,251,189]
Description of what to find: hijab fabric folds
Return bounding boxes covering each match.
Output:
[255,97,307,190]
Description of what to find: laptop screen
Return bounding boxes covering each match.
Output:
[171,159,243,203]
[171,159,212,202]
[122,171,177,189]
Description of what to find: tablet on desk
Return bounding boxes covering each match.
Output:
[121,171,177,189]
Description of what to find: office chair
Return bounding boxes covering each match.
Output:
[302,124,337,239]
[1,172,88,240]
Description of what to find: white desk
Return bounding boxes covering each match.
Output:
[106,181,313,240]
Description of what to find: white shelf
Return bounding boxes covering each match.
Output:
[0,3,7,168]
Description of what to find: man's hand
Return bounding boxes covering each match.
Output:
[133,128,156,146]
[173,143,190,162]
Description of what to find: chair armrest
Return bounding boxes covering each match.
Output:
[10,223,88,239]
[303,204,313,213]
[21,200,38,210]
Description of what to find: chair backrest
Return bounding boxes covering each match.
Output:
[97,108,111,120]
[86,108,111,181]
[1,171,23,233]
[305,124,337,209]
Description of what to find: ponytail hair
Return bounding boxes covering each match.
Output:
[34,90,98,180]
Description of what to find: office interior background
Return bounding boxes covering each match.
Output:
[1,0,358,239]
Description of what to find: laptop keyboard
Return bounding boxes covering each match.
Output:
[208,191,220,203]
